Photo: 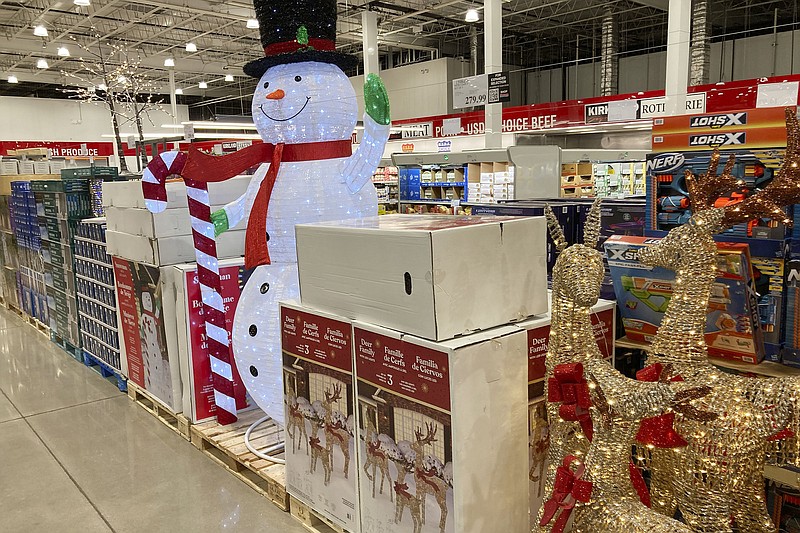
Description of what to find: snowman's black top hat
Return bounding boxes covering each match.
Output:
[244,0,358,78]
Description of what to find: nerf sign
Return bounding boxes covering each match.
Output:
[689,112,747,129]
[647,152,685,173]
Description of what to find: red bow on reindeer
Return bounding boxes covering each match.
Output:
[548,362,594,441]
[539,455,593,533]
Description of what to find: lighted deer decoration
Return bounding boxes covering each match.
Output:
[363,413,393,501]
[392,452,422,533]
[286,383,309,454]
[308,416,332,486]
[537,200,700,533]
[412,423,449,533]
[637,108,800,533]
[323,384,351,478]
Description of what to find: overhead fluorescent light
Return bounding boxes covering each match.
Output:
[117,75,127,83]
[246,19,259,29]
[164,57,175,67]
[74,0,91,6]
[194,133,262,140]
[97,83,107,91]
[174,88,183,95]
[36,59,49,69]
[7,75,18,84]
[186,42,197,52]
[57,46,70,57]
[164,121,257,130]
[224,74,234,82]
[33,25,48,37]
[465,8,479,22]
[198,81,208,89]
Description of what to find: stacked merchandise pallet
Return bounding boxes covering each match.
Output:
[10,181,48,323]
[560,162,594,198]
[0,194,19,309]
[33,177,92,358]
[74,219,125,384]
[372,165,399,214]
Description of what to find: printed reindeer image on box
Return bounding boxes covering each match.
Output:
[354,322,529,533]
[280,302,358,532]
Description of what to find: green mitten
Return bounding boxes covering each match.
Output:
[364,73,390,126]
[211,209,229,237]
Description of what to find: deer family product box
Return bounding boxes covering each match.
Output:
[353,321,528,533]
[605,235,765,363]
[281,301,359,532]
[296,215,548,341]
[517,299,616,526]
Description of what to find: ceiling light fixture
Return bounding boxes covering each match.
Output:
[198,81,208,89]
[164,57,175,67]
[465,8,480,22]
[36,59,49,69]
[246,19,259,29]
[33,25,48,37]
[7,75,18,84]
[74,0,91,6]
[175,88,183,95]
[224,74,234,82]
[186,42,197,52]
[98,83,107,91]
[57,46,70,57]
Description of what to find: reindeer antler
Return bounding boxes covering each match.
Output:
[582,197,603,249]
[325,383,342,404]
[545,204,568,253]
[685,151,740,214]
[414,422,438,446]
[720,107,800,228]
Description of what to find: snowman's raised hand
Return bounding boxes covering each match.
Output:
[364,74,390,126]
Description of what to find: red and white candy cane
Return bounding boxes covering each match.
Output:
[142,152,238,425]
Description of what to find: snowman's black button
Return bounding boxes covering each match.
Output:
[260,283,269,294]
[249,324,257,336]
[265,232,270,242]
[249,365,258,377]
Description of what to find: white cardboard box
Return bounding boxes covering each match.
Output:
[18,161,35,174]
[49,160,67,174]
[33,161,51,174]
[102,174,253,209]
[354,321,528,533]
[106,205,243,239]
[0,161,18,175]
[296,215,548,341]
[517,297,616,527]
[106,229,245,266]
[281,301,360,532]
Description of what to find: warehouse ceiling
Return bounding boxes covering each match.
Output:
[0,0,796,104]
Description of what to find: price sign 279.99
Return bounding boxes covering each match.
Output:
[453,74,489,109]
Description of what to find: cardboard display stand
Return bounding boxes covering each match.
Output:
[353,321,529,533]
[281,301,359,532]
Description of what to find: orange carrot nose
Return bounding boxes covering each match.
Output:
[266,89,285,100]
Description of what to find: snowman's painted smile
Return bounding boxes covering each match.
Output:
[260,96,311,122]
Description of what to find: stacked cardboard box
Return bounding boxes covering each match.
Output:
[282,214,547,532]
[11,181,47,321]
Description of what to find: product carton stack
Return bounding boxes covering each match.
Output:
[11,181,48,322]
[103,176,253,414]
[282,214,548,533]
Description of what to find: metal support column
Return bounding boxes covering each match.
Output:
[168,68,177,120]
[600,6,619,96]
[690,0,711,86]
[665,0,691,115]
[484,0,502,149]
[362,11,379,77]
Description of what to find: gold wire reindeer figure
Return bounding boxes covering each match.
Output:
[636,108,800,533]
[308,415,332,486]
[393,452,422,533]
[529,403,550,498]
[323,384,351,479]
[537,199,698,533]
[286,382,309,455]
[362,410,393,502]
[412,423,449,533]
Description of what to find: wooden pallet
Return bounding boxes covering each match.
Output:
[289,496,348,533]
[190,409,288,511]
[24,313,49,337]
[127,381,190,440]
[82,350,127,393]
[6,302,23,318]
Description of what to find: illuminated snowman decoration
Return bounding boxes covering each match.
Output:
[140,290,171,403]
[211,8,390,425]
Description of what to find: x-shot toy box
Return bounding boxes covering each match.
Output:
[605,235,765,364]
